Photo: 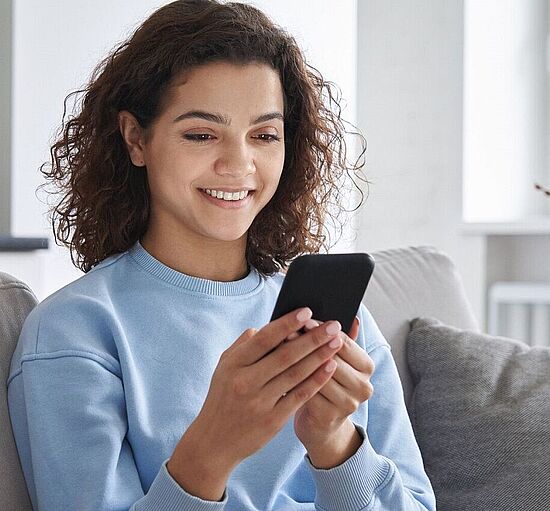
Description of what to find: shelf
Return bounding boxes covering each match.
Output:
[461,216,550,235]
[0,236,49,251]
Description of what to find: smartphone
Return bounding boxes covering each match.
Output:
[270,253,375,335]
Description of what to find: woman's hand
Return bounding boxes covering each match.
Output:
[167,307,344,500]
[291,317,376,468]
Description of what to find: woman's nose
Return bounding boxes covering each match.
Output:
[214,142,256,177]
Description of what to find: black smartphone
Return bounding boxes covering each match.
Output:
[270,253,375,335]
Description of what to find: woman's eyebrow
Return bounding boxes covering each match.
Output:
[172,110,284,125]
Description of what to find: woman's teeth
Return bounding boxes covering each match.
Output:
[204,189,250,201]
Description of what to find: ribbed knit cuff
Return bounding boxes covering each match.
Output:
[306,424,392,511]
[133,459,228,510]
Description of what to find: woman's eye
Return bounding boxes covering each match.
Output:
[184,134,214,143]
[256,134,281,143]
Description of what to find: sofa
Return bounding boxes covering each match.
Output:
[2,245,545,510]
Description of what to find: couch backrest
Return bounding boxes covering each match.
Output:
[1,272,36,510]
[363,245,480,406]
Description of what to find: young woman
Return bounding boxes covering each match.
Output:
[7,1,435,510]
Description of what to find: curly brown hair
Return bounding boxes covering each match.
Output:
[40,0,368,277]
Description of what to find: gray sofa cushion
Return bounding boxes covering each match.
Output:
[363,246,479,406]
[0,272,35,510]
[407,316,550,511]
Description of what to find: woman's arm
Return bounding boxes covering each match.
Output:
[304,343,436,511]
[273,304,436,511]
[7,301,345,511]
[7,351,227,510]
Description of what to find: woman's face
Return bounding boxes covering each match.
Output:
[121,61,286,246]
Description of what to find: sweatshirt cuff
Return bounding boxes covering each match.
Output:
[135,458,228,510]
[305,424,392,511]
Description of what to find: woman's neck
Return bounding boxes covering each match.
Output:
[140,229,249,282]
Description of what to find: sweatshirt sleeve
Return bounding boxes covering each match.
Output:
[7,352,227,511]
[302,305,436,511]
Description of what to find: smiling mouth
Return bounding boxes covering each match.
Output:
[199,188,255,201]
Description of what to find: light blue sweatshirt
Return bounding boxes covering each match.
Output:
[7,241,435,511]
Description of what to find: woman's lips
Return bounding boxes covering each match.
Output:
[198,188,254,209]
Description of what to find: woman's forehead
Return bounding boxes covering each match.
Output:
[163,62,284,115]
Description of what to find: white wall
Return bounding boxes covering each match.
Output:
[356,0,486,326]
[463,0,548,221]
[4,0,358,301]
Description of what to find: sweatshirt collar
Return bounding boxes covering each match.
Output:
[128,240,262,296]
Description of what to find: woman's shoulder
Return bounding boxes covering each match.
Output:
[357,302,390,353]
[34,252,124,315]
[266,269,286,288]
[11,251,130,365]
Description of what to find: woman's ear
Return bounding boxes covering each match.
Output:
[118,111,147,167]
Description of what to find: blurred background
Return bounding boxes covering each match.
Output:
[1,0,550,341]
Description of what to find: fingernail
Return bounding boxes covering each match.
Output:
[328,337,341,349]
[325,321,341,336]
[296,307,312,322]
[324,359,337,372]
[305,319,319,329]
